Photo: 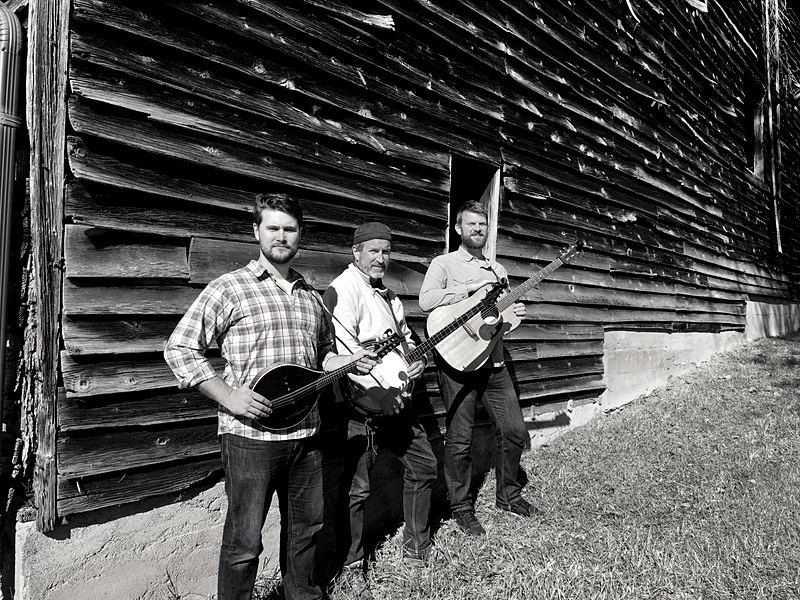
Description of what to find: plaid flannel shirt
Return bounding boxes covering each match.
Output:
[164,260,334,441]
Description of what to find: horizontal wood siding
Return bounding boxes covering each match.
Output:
[56,0,800,515]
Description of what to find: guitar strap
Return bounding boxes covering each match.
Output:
[375,287,411,357]
[307,289,387,392]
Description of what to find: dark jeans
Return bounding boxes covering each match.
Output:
[437,361,528,512]
[343,416,437,563]
[218,433,324,600]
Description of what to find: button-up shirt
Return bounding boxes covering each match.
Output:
[164,260,334,440]
[323,264,416,393]
[418,246,508,367]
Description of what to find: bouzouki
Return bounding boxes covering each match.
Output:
[249,332,402,431]
[426,241,584,371]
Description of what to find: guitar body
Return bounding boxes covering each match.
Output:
[249,362,323,432]
[343,348,412,415]
[426,284,521,371]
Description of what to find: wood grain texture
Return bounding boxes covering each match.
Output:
[28,0,69,532]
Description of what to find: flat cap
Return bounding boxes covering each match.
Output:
[353,221,392,245]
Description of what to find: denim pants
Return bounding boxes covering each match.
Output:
[437,362,528,512]
[343,416,437,563]
[218,433,324,600]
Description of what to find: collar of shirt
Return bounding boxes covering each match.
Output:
[456,245,495,270]
[246,260,309,291]
[347,263,388,297]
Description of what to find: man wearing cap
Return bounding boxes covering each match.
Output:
[323,222,438,588]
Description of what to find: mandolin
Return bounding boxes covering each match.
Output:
[425,241,584,371]
[249,332,402,431]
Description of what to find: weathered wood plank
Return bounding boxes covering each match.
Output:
[63,318,179,356]
[63,281,201,316]
[518,374,606,403]
[58,457,222,514]
[28,0,69,532]
[61,352,225,398]
[58,423,219,477]
[65,224,189,280]
[508,356,604,382]
[58,389,216,431]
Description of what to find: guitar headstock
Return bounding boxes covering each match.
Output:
[560,240,585,264]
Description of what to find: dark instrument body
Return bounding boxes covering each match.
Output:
[249,332,403,430]
[250,363,325,432]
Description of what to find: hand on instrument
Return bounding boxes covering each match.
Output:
[512,302,527,318]
[222,387,272,420]
[465,279,495,294]
[325,349,379,374]
[379,393,404,416]
[352,349,379,374]
[406,360,425,380]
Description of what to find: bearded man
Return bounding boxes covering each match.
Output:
[165,194,376,600]
[419,200,537,537]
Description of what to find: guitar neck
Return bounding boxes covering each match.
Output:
[496,257,563,312]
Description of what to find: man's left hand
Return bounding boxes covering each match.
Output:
[512,302,527,318]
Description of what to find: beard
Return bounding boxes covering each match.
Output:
[264,243,299,264]
[461,233,487,250]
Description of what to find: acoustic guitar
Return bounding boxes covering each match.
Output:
[249,332,402,431]
[426,241,584,371]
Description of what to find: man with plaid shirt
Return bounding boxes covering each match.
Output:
[165,194,377,600]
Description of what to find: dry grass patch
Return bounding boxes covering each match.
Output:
[262,333,800,600]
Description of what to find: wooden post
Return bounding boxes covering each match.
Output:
[27,0,69,532]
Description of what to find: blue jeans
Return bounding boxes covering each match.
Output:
[218,433,324,600]
[437,362,528,512]
[343,416,437,563]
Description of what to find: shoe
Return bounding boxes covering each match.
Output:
[496,497,541,518]
[453,509,486,536]
[402,545,434,566]
[334,561,373,600]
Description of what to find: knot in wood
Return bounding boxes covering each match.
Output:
[253,61,266,75]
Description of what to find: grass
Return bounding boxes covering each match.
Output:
[261,332,800,600]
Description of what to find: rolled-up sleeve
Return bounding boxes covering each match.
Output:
[418,256,469,312]
[164,280,232,389]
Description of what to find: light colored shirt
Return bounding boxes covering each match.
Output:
[418,246,508,366]
[323,263,416,391]
[164,260,334,440]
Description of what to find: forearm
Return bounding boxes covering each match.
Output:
[196,376,234,406]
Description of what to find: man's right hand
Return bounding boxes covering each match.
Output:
[465,279,495,294]
[221,387,273,420]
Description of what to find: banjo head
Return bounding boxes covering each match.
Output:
[344,350,410,414]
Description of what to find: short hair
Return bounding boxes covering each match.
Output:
[252,193,303,227]
[455,200,488,224]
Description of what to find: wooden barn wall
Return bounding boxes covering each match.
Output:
[55,0,799,516]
